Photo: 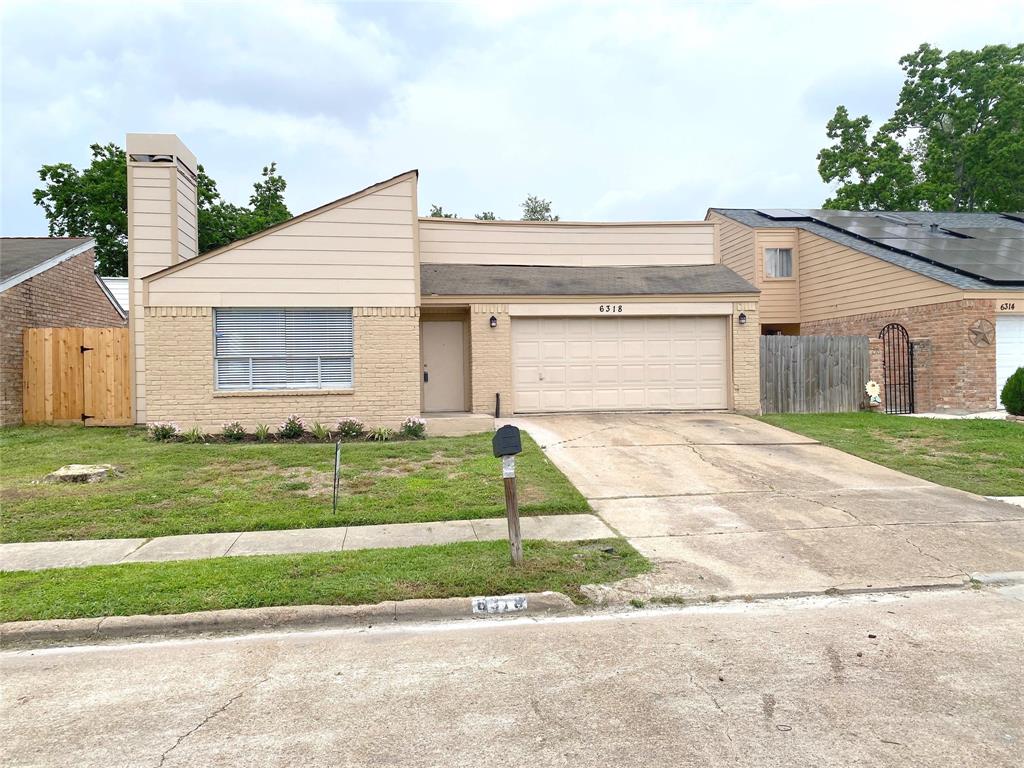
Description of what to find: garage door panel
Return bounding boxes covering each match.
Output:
[512,315,728,413]
[997,316,1024,408]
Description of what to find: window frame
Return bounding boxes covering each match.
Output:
[212,307,355,392]
[763,247,795,280]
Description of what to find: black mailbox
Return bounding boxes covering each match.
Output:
[492,425,523,457]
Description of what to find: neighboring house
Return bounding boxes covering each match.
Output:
[0,237,127,426]
[706,208,1024,411]
[127,134,760,431]
[100,277,129,315]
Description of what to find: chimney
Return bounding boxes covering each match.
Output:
[126,133,199,424]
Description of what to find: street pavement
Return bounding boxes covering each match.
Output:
[2,587,1022,767]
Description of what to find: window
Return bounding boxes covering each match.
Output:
[214,308,354,390]
[764,247,793,278]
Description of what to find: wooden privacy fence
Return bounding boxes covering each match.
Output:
[23,327,132,425]
[760,335,869,414]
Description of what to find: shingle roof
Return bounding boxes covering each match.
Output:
[0,237,94,283]
[708,209,1024,290]
[421,263,758,297]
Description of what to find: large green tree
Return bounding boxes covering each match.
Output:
[817,43,1024,212]
[34,145,291,275]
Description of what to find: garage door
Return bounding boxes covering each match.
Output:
[512,316,728,413]
[997,315,1024,408]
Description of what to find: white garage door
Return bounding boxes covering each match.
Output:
[512,316,728,413]
[997,315,1024,408]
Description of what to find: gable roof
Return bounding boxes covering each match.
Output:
[0,237,95,291]
[143,170,418,283]
[708,208,1024,290]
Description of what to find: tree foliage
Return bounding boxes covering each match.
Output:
[33,145,292,275]
[520,195,559,221]
[474,211,496,220]
[818,43,1024,211]
[429,204,457,218]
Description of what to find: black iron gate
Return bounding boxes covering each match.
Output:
[879,323,915,414]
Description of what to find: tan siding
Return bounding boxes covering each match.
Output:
[798,231,961,322]
[147,179,417,307]
[176,166,198,261]
[755,229,800,324]
[707,212,755,282]
[420,220,716,266]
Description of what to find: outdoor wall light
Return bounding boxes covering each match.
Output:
[489,315,498,328]
[738,312,747,325]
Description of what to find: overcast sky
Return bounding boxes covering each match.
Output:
[2,0,1021,234]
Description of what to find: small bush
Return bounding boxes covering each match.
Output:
[400,416,427,440]
[222,421,246,441]
[182,425,205,444]
[148,422,179,441]
[367,426,395,442]
[278,414,305,439]
[310,421,331,441]
[254,424,271,442]
[1002,366,1024,416]
[336,418,365,439]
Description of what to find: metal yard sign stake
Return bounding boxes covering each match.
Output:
[492,425,524,566]
[333,439,341,514]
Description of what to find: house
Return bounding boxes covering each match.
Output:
[127,134,760,432]
[706,208,1024,412]
[0,237,127,425]
[100,277,129,315]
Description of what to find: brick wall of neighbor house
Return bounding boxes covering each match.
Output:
[144,306,420,431]
[731,301,761,414]
[469,304,513,415]
[801,299,997,412]
[0,248,125,426]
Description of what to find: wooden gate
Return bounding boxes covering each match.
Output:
[23,328,132,425]
[760,335,870,414]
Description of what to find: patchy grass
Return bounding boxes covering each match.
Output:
[759,412,1024,496]
[0,426,588,542]
[0,538,648,621]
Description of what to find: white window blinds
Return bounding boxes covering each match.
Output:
[214,308,354,390]
[764,248,793,278]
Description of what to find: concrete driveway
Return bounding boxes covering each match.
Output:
[509,413,1024,600]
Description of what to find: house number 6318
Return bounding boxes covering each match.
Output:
[599,304,624,313]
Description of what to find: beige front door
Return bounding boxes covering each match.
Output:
[422,320,466,412]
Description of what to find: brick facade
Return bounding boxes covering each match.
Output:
[801,299,997,412]
[731,301,761,414]
[144,306,421,431]
[0,248,125,426]
[469,304,512,416]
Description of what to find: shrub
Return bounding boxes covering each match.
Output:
[310,421,331,441]
[278,414,305,439]
[336,418,365,439]
[400,416,427,440]
[222,421,246,441]
[182,425,205,444]
[367,426,395,442]
[254,424,271,442]
[1002,366,1024,416]
[148,422,179,441]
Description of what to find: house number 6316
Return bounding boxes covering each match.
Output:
[599,304,624,313]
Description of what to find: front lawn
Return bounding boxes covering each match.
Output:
[759,412,1024,496]
[0,538,648,621]
[0,426,588,543]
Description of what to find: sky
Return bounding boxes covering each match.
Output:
[2,0,1022,234]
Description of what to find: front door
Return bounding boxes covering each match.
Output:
[422,320,466,412]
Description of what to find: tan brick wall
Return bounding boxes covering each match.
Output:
[801,299,997,412]
[469,304,512,415]
[731,302,761,414]
[0,248,125,426]
[144,306,420,431]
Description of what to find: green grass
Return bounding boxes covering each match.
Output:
[759,412,1024,496]
[0,538,648,621]
[0,426,588,543]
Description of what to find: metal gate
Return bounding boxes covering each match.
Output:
[879,323,915,414]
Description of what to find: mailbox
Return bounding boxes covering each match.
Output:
[492,425,523,457]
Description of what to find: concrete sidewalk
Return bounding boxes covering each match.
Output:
[0,514,615,572]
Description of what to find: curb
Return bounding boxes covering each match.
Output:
[0,591,578,650]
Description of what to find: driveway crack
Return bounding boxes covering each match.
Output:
[688,672,734,746]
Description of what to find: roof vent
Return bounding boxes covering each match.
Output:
[929,223,939,233]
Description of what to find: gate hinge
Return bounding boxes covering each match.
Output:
[80,346,93,353]
[81,413,93,421]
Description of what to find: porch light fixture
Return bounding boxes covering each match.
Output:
[738,312,747,325]
[489,315,498,328]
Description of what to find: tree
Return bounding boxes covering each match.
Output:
[34,145,292,275]
[429,204,457,218]
[521,195,559,221]
[818,43,1024,212]
[475,211,497,220]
